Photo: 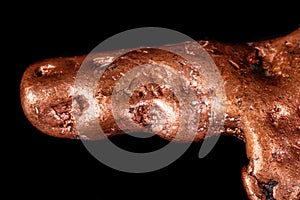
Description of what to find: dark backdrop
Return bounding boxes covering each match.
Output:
[9,2,299,199]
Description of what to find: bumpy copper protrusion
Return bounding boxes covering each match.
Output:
[20,28,300,199]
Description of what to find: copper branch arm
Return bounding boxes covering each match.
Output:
[20,28,300,200]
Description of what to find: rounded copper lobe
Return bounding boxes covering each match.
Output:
[20,56,84,139]
[20,28,300,199]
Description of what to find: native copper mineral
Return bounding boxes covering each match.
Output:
[21,28,300,200]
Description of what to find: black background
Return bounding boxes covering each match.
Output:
[9,2,299,199]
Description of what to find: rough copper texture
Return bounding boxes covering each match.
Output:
[20,28,300,200]
[94,48,211,142]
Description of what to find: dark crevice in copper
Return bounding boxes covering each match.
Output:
[260,180,278,200]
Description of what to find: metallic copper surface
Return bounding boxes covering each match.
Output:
[20,28,300,199]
